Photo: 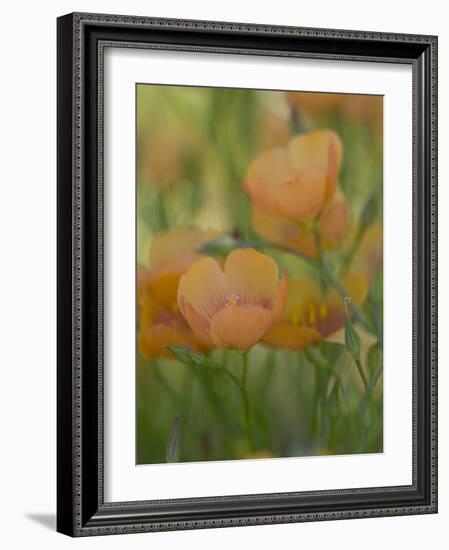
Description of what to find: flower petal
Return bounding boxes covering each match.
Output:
[178,296,214,347]
[263,323,321,350]
[177,257,227,322]
[243,148,293,214]
[209,305,274,350]
[326,273,369,310]
[319,191,348,249]
[349,224,383,279]
[137,264,149,305]
[138,321,206,359]
[270,171,328,221]
[286,92,345,115]
[149,228,222,266]
[314,308,346,339]
[144,253,203,309]
[224,248,279,307]
[317,273,369,337]
[244,131,343,222]
[274,130,343,220]
[288,130,343,177]
[284,277,321,321]
[246,147,292,188]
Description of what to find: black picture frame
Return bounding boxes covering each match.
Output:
[57,12,438,537]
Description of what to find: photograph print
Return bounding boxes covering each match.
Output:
[135,84,383,465]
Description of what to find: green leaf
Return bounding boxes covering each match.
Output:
[367,343,382,379]
[360,193,378,227]
[317,341,348,367]
[328,383,342,420]
[167,345,206,365]
[344,317,361,362]
[304,347,328,370]
[360,398,377,430]
[369,266,383,305]
[166,416,181,463]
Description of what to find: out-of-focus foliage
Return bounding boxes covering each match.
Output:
[136,84,383,464]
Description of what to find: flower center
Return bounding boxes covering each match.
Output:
[225,293,240,307]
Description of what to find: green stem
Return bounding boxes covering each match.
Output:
[316,241,373,335]
[354,359,370,391]
[192,365,235,453]
[205,353,256,449]
[152,364,195,435]
[304,348,346,393]
[207,361,241,388]
[368,363,383,392]
[341,224,367,274]
[255,240,319,269]
[152,364,182,408]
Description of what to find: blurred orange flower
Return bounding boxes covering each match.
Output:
[286,92,383,125]
[138,228,220,358]
[263,225,382,350]
[178,248,288,351]
[142,228,222,310]
[264,273,368,350]
[251,190,348,259]
[347,224,383,280]
[243,130,343,222]
[137,126,194,188]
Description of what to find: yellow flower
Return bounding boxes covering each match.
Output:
[138,228,219,358]
[177,248,288,351]
[243,130,343,222]
[251,190,348,258]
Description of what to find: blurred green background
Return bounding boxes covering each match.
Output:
[136,84,383,464]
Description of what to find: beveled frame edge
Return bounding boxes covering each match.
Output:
[57,11,438,537]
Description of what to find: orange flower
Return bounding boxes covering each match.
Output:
[138,315,208,358]
[264,273,368,350]
[263,225,382,350]
[138,270,210,358]
[138,228,219,358]
[286,92,383,125]
[243,130,343,222]
[251,190,348,258]
[177,248,288,350]
[137,122,200,188]
[142,228,221,310]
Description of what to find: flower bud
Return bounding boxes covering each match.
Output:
[344,315,361,362]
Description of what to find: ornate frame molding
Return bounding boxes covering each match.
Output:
[57,12,438,537]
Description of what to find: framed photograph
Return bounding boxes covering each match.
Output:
[57,12,438,536]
